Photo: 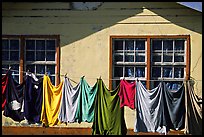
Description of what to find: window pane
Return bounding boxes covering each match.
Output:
[10,51,19,61]
[114,67,123,77]
[125,67,134,77]
[136,40,145,50]
[26,40,35,50]
[26,51,35,61]
[163,54,173,62]
[163,67,172,78]
[2,51,9,61]
[10,64,19,74]
[152,67,161,78]
[135,67,145,77]
[125,52,134,62]
[26,65,35,73]
[114,54,123,62]
[114,40,123,50]
[152,40,162,50]
[36,51,45,61]
[163,67,173,78]
[46,40,56,50]
[12,75,19,83]
[36,40,45,50]
[36,65,45,74]
[46,51,55,61]
[10,40,19,50]
[175,40,184,51]
[163,40,173,50]
[174,68,184,78]
[2,39,9,50]
[175,55,184,62]
[152,54,161,62]
[47,65,55,74]
[136,54,145,62]
[125,40,134,50]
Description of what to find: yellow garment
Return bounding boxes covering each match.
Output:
[40,75,63,127]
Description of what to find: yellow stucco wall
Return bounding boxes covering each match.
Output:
[2,2,202,129]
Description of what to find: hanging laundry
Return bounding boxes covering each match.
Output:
[75,77,98,123]
[24,74,43,124]
[118,79,136,109]
[92,79,127,135]
[134,81,166,134]
[163,82,185,131]
[2,71,9,110]
[184,81,202,135]
[40,75,63,127]
[58,76,81,123]
[3,70,25,122]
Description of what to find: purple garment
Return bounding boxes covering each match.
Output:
[3,71,25,122]
[24,75,43,124]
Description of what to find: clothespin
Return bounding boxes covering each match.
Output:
[9,66,11,70]
[45,72,48,76]
[99,76,101,79]
[65,73,67,77]
[82,75,85,79]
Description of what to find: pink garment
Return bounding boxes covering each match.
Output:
[118,80,136,109]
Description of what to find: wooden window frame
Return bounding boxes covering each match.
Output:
[109,35,190,90]
[2,35,60,85]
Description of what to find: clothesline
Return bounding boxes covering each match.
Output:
[2,67,202,83]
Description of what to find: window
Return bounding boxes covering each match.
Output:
[110,35,190,90]
[2,35,60,85]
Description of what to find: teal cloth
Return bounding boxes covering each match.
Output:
[92,79,127,135]
[75,77,98,123]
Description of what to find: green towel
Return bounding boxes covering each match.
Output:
[92,79,127,135]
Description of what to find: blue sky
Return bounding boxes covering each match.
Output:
[177,2,202,12]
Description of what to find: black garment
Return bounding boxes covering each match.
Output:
[3,71,25,122]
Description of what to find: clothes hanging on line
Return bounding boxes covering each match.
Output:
[3,70,25,122]
[134,81,166,134]
[184,81,202,135]
[92,79,127,135]
[40,75,63,127]
[58,76,81,123]
[118,79,136,109]
[2,71,9,110]
[163,82,185,131]
[24,74,43,124]
[75,77,98,123]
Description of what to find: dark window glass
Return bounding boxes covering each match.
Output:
[136,40,145,50]
[114,67,123,77]
[36,40,45,50]
[163,67,173,78]
[10,51,19,61]
[152,55,161,62]
[50,76,55,85]
[163,54,173,62]
[26,51,35,61]
[135,67,145,77]
[114,54,123,62]
[2,39,9,50]
[26,40,35,50]
[2,51,9,61]
[114,40,123,50]
[36,65,45,74]
[152,40,162,50]
[125,40,134,50]
[175,40,184,51]
[136,55,145,62]
[163,40,173,50]
[46,40,56,50]
[125,53,134,62]
[36,51,45,61]
[46,51,55,61]
[175,55,184,62]
[47,65,55,74]
[10,64,19,74]
[125,67,134,77]
[174,68,184,78]
[10,40,19,50]
[2,65,9,74]
[152,67,161,78]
